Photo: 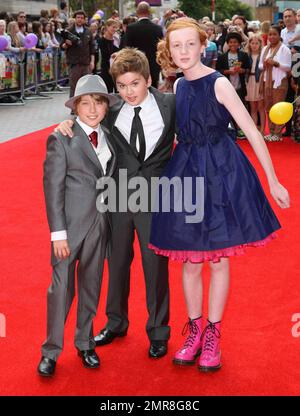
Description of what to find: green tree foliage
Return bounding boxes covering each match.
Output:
[69,0,118,18]
[179,0,253,22]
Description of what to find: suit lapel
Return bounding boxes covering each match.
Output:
[100,124,117,177]
[150,87,172,153]
[103,99,124,131]
[103,99,137,156]
[72,122,102,172]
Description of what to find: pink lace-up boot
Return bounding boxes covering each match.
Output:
[198,320,221,372]
[173,316,203,366]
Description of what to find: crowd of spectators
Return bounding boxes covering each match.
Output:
[1,2,300,141]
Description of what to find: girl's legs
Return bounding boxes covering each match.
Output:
[199,258,230,372]
[250,100,258,127]
[264,84,276,139]
[265,80,288,140]
[272,84,288,137]
[173,261,204,365]
[258,99,266,135]
[208,258,230,322]
[182,261,203,318]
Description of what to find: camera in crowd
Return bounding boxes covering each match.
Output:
[227,25,242,33]
[59,29,82,46]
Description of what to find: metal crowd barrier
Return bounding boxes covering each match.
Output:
[0,47,70,105]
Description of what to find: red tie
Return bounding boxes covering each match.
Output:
[89,131,98,148]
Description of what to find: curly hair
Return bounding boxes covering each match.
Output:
[156,17,207,72]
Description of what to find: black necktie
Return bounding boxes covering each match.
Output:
[130,106,146,162]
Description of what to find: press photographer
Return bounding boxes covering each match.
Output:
[61,9,95,99]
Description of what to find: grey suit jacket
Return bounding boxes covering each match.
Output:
[43,121,116,256]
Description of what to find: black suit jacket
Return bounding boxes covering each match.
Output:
[125,19,163,87]
[216,50,250,97]
[102,87,176,210]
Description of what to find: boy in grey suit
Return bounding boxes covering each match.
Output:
[38,75,118,377]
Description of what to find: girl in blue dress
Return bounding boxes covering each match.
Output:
[149,18,290,372]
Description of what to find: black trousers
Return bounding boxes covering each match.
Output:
[105,210,170,341]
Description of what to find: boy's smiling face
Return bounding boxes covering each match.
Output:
[75,94,108,129]
[227,38,240,53]
[115,72,151,107]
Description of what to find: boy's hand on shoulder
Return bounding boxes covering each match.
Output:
[53,240,71,260]
[55,120,74,137]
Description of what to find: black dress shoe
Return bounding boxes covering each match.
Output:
[149,341,168,358]
[37,356,56,377]
[77,349,100,369]
[94,327,127,346]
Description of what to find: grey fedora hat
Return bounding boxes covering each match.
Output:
[65,74,119,109]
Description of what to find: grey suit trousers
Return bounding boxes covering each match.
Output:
[41,213,109,361]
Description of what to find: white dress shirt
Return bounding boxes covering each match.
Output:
[281,26,300,47]
[259,43,292,89]
[75,25,84,34]
[114,91,164,161]
[51,118,112,242]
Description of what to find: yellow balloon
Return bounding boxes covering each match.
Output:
[92,14,101,20]
[269,101,293,125]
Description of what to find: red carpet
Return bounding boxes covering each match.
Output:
[0,128,299,396]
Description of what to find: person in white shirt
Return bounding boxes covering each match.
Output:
[259,25,292,141]
[281,8,300,47]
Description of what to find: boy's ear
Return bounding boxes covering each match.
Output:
[146,76,152,88]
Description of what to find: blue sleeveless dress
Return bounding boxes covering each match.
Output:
[149,72,281,263]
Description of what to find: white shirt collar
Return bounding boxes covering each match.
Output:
[76,117,99,137]
[283,26,296,33]
[124,90,152,114]
[75,25,84,33]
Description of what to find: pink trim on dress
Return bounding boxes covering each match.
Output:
[148,233,277,263]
